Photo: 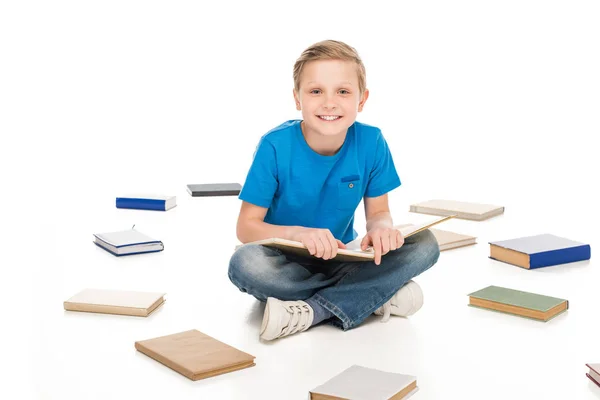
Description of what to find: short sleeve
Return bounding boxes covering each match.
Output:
[238,138,278,208]
[364,132,401,198]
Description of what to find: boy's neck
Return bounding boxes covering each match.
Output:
[300,121,347,156]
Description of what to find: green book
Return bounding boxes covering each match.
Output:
[468,285,568,322]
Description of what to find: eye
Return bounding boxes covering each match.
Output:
[339,89,350,95]
[310,89,321,94]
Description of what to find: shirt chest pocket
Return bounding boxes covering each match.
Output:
[336,177,362,211]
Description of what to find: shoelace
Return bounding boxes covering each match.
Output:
[380,301,392,323]
[279,303,312,338]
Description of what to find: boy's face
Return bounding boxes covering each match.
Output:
[294,59,369,137]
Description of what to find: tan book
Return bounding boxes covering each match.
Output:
[409,199,504,221]
[309,365,417,400]
[135,329,255,381]
[241,215,453,262]
[64,288,165,317]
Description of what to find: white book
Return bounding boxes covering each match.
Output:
[410,199,504,221]
[345,215,454,251]
[309,365,417,400]
[64,289,166,317]
[242,216,453,261]
[93,229,164,256]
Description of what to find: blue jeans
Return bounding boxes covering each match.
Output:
[228,229,440,330]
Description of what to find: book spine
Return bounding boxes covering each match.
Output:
[530,245,591,269]
[587,373,600,388]
[63,302,146,316]
[116,198,166,211]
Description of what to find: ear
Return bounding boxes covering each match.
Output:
[293,89,301,110]
[358,89,369,112]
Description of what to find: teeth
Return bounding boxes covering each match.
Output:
[319,116,340,121]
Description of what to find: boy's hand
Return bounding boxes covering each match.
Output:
[292,228,346,260]
[360,227,404,265]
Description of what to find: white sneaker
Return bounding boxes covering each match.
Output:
[374,280,424,322]
[260,297,314,341]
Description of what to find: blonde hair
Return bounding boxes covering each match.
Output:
[293,40,367,95]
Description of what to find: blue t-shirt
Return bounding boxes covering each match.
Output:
[239,120,401,244]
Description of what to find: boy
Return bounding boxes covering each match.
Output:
[229,40,440,341]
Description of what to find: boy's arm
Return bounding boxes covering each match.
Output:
[236,201,302,243]
[362,194,403,265]
[364,194,393,231]
[236,201,345,259]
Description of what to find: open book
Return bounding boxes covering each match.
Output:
[240,215,453,262]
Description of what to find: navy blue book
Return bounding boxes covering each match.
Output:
[489,234,591,269]
[94,229,164,256]
[116,195,176,211]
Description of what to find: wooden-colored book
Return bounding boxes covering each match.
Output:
[586,363,600,387]
[430,228,477,251]
[242,215,453,262]
[395,224,476,251]
[309,365,417,400]
[489,233,591,269]
[135,329,255,381]
[64,289,165,317]
[410,199,504,221]
[468,285,568,322]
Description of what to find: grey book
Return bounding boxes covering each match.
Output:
[186,183,241,197]
[309,365,417,400]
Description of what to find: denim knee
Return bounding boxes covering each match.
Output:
[415,229,441,266]
[386,228,440,277]
[228,244,267,288]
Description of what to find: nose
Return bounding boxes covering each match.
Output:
[322,94,337,110]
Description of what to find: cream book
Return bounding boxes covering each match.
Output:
[64,289,165,317]
[240,215,453,262]
[410,199,504,221]
[135,329,255,381]
[396,224,477,251]
[309,365,417,400]
[586,363,600,388]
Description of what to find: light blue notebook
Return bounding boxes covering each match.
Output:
[93,229,164,256]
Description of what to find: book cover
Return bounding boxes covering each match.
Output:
[64,289,165,317]
[309,365,417,400]
[116,195,176,211]
[468,285,568,322]
[135,330,255,381]
[409,199,504,221]
[489,234,591,269]
[93,229,164,256]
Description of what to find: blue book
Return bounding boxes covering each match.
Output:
[116,195,176,211]
[94,229,164,256]
[489,233,591,269]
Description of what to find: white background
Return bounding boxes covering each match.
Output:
[2,1,599,399]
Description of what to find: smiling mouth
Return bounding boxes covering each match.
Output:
[318,115,342,121]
